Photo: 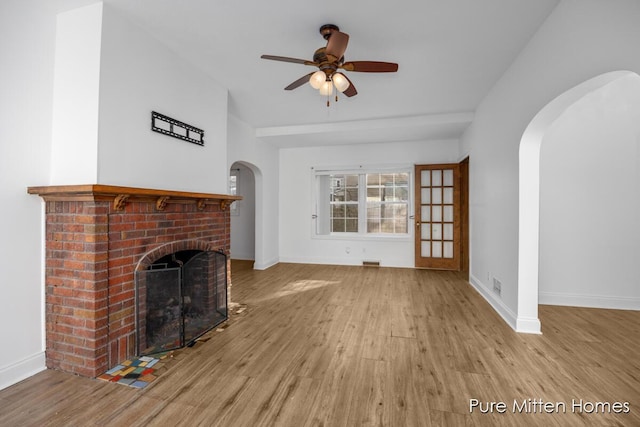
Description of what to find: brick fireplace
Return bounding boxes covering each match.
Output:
[27,185,240,378]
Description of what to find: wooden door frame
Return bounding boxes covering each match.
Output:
[460,157,470,276]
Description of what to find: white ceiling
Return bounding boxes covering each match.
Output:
[101,0,559,147]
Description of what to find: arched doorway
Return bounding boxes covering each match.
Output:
[230,161,257,264]
[518,70,640,333]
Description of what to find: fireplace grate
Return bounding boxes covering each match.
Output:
[135,249,227,356]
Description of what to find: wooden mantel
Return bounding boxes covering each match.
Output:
[27,184,242,211]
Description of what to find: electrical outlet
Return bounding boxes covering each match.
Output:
[492,278,502,296]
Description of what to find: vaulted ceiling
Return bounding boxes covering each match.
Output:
[101,0,559,147]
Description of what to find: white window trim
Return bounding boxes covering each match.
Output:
[310,164,414,240]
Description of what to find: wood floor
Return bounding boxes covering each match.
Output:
[1,261,639,426]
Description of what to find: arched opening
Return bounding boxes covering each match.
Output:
[518,70,640,333]
[229,161,259,266]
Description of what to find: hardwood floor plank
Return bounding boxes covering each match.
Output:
[0,262,639,426]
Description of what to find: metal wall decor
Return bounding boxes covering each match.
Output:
[151,111,204,146]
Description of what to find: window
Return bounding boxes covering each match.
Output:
[330,174,359,232]
[315,168,410,237]
[229,170,239,216]
[366,173,409,234]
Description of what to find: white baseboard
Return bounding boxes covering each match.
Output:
[0,351,46,391]
[230,253,255,261]
[469,274,542,334]
[253,257,279,270]
[540,291,640,310]
[515,316,542,334]
[278,255,413,268]
[279,255,360,266]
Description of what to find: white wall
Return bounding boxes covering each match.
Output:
[539,74,640,309]
[227,115,280,269]
[279,140,459,268]
[50,2,229,193]
[460,0,640,331]
[50,3,102,184]
[98,4,228,193]
[230,162,256,260]
[0,0,96,391]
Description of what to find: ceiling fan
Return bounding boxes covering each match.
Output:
[261,24,398,106]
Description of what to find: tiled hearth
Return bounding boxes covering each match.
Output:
[28,185,240,378]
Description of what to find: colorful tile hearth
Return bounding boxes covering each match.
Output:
[97,352,173,389]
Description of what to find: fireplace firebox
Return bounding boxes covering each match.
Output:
[136,249,228,355]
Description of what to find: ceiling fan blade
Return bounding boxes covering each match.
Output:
[261,55,316,66]
[342,75,357,97]
[341,61,398,73]
[325,31,349,62]
[285,73,314,90]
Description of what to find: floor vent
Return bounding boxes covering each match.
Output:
[362,260,381,267]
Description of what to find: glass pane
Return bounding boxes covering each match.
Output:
[346,175,359,186]
[421,206,430,221]
[443,187,453,204]
[381,219,396,233]
[443,205,453,222]
[432,170,442,187]
[421,170,430,186]
[395,186,409,201]
[331,204,345,217]
[396,173,409,186]
[443,223,453,240]
[367,204,378,216]
[432,223,442,240]
[421,188,430,204]
[432,205,442,222]
[396,203,408,217]
[367,187,381,200]
[367,174,380,185]
[443,242,454,258]
[432,188,442,205]
[432,241,442,258]
[421,241,431,257]
[443,169,454,186]
[345,188,358,202]
[332,219,345,232]
[367,219,380,233]
[346,219,358,232]
[421,224,431,240]
[346,204,358,218]
[395,219,408,234]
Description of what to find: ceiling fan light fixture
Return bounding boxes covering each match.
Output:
[332,72,349,93]
[319,80,333,96]
[309,70,326,89]
[261,24,398,105]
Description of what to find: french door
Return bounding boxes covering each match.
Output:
[414,164,461,270]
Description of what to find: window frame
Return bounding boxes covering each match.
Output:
[312,165,413,240]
